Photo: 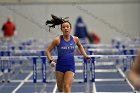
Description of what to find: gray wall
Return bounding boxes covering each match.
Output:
[0,2,140,43]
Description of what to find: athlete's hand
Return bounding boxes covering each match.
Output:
[50,61,56,67]
[85,55,92,61]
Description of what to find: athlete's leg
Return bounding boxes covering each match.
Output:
[55,71,64,92]
[63,71,74,93]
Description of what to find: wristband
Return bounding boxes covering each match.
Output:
[49,60,54,63]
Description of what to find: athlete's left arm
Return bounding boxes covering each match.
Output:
[128,51,140,90]
[75,36,91,60]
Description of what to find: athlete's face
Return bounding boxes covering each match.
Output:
[61,22,72,35]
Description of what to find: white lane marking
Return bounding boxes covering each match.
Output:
[12,72,33,93]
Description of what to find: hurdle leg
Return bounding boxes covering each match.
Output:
[33,57,38,93]
[6,51,11,83]
[11,60,15,74]
[7,60,11,83]
[130,56,134,69]
[115,58,119,65]
[41,57,47,93]
[1,61,5,83]
[83,58,90,93]
[91,57,97,93]
[88,51,94,82]
[89,60,93,82]
[91,57,95,82]
[122,57,127,72]
[19,61,24,73]
[122,50,128,72]
[83,58,87,82]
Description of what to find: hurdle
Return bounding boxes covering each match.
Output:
[84,43,140,49]
[32,55,87,83]
[0,50,12,83]
[85,43,138,92]
[84,44,113,49]
[87,54,138,93]
[0,54,87,93]
[88,48,137,69]
[0,48,138,93]
[0,50,87,82]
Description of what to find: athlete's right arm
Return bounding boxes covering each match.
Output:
[46,36,59,67]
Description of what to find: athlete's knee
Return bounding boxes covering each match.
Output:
[64,83,71,92]
[57,83,64,92]
[57,89,63,92]
[57,84,64,92]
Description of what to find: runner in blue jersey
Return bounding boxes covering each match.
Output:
[46,21,91,93]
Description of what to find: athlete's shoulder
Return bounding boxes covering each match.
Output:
[72,35,78,39]
[54,35,60,40]
[52,35,61,46]
[72,35,79,43]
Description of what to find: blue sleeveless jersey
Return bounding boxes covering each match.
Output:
[57,35,76,66]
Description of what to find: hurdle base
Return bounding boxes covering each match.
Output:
[7,80,10,83]
[2,80,5,83]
